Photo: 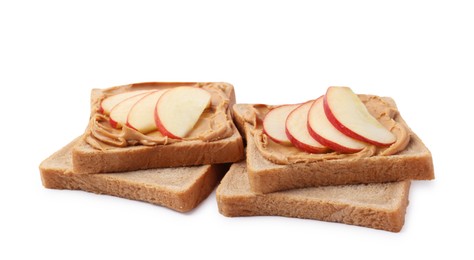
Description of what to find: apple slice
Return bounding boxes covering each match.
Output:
[263,104,300,145]
[308,97,367,153]
[324,86,396,146]
[126,90,165,134]
[285,101,328,153]
[109,92,150,128]
[154,87,211,139]
[100,90,151,115]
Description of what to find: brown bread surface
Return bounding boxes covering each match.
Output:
[41,138,229,212]
[217,162,410,232]
[72,127,244,174]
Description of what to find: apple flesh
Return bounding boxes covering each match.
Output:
[126,90,165,134]
[285,101,328,153]
[263,104,300,145]
[154,87,211,139]
[324,86,396,146]
[100,90,151,115]
[308,97,367,153]
[109,92,150,128]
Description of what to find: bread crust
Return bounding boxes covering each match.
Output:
[233,103,434,193]
[41,138,229,212]
[217,162,410,232]
[72,127,244,174]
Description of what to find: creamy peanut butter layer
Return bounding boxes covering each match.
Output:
[85,82,235,150]
[240,95,410,164]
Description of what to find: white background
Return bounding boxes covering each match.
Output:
[1,0,472,259]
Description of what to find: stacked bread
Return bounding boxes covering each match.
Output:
[40,83,434,232]
[217,87,434,232]
[40,82,245,212]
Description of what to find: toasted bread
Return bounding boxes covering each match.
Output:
[233,101,434,193]
[72,82,244,174]
[40,138,229,212]
[217,162,410,232]
[72,127,244,174]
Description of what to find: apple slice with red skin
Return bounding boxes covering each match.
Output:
[109,92,150,128]
[154,87,211,139]
[308,97,367,153]
[285,101,328,153]
[324,86,396,146]
[126,90,165,134]
[263,104,300,145]
[100,90,151,115]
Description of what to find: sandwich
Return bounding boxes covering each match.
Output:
[73,82,244,174]
[40,82,244,212]
[232,86,434,193]
[216,86,434,232]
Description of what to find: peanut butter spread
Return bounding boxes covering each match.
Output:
[242,95,410,164]
[85,82,235,150]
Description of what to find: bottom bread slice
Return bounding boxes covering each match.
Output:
[40,138,228,212]
[216,162,411,232]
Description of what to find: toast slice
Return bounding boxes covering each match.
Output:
[73,126,244,174]
[72,82,244,174]
[40,138,229,212]
[217,162,411,232]
[233,102,434,193]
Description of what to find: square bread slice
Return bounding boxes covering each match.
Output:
[73,125,243,174]
[217,162,411,232]
[40,138,229,212]
[233,103,434,194]
[72,82,244,174]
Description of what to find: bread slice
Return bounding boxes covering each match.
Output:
[73,126,244,174]
[233,103,434,193]
[72,82,244,174]
[40,138,229,212]
[217,162,411,232]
